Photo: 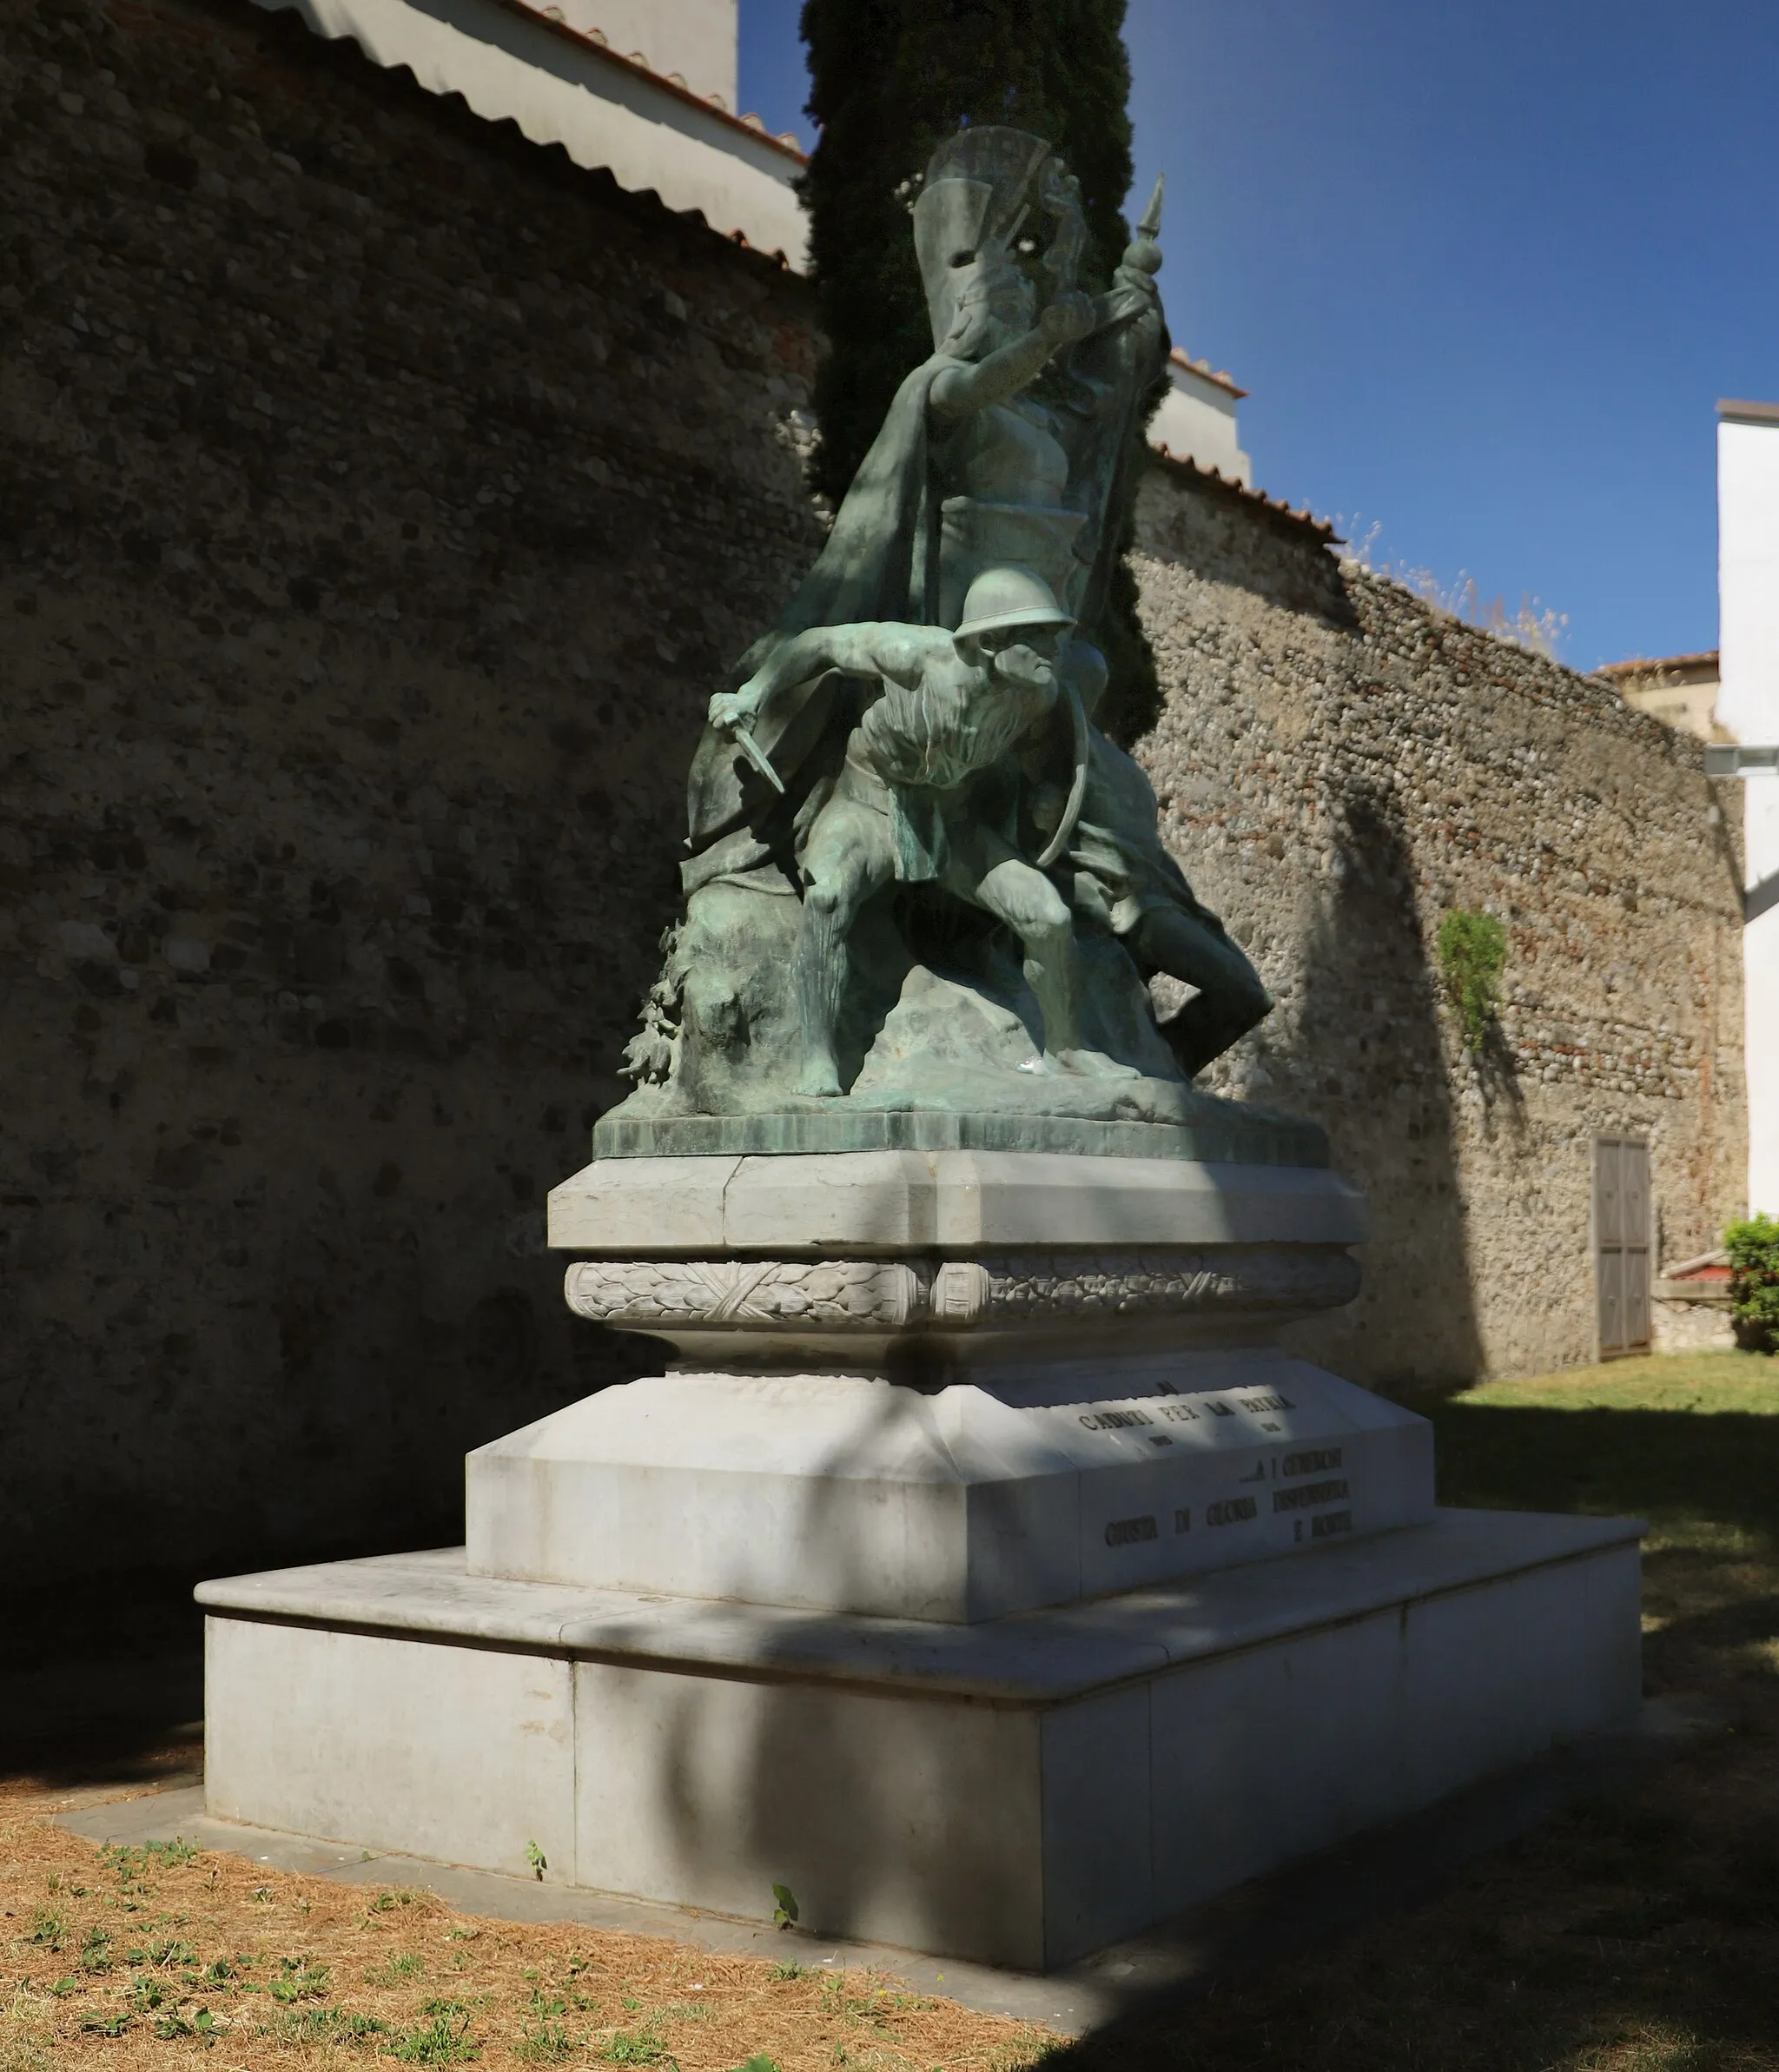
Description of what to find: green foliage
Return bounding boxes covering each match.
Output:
[389,2005,479,2063]
[98,1837,199,1880]
[152,2006,225,2042]
[770,1882,799,1930]
[797,0,1161,743]
[602,2029,674,2065]
[515,2016,577,2062]
[525,1839,547,1879]
[1724,1214,1779,1353]
[1435,908,1507,1051]
[270,1956,332,2003]
[367,1950,426,1985]
[283,2006,389,2045]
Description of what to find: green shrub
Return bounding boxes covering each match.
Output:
[1437,909,1507,1051]
[1725,1215,1779,1354]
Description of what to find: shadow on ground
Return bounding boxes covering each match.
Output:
[1035,1393,1779,2069]
[1429,1400,1779,1541]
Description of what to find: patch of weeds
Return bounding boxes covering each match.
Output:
[369,1888,427,1913]
[768,1960,806,1981]
[78,1926,112,1975]
[78,2013,133,2038]
[603,2028,675,2065]
[130,1976,169,2012]
[27,1908,63,1949]
[154,2007,226,2042]
[143,1936,195,1968]
[97,1838,197,1886]
[48,1977,80,1997]
[515,2016,577,2062]
[270,1956,332,2002]
[367,1950,427,1985]
[525,1839,547,1880]
[388,2005,479,2062]
[250,1885,273,1903]
[204,1956,237,1983]
[283,2006,389,2045]
[725,2058,782,2072]
[770,1883,799,1930]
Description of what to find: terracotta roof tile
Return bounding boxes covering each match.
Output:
[1596,651,1719,679]
[1148,446,1339,542]
[1167,347,1247,400]
[495,0,808,164]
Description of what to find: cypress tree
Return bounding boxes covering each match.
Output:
[797,0,1161,744]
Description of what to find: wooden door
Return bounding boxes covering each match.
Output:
[1595,1137,1651,1359]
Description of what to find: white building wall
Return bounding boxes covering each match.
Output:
[1149,356,1251,485]
[255,0,805,265]
[552,0,738,109]
[1717,406,1779,1217]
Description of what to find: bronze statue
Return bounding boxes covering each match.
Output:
[612,126,1270,1137]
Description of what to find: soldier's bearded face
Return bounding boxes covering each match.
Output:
[987,631,1059,692]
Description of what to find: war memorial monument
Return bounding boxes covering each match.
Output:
[198,130,1642,1969]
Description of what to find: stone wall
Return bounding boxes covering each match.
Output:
[0,0,821,1596]
[1131,462,1748,1389]
[0,0,1751,1606]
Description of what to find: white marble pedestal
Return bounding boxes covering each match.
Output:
[199,1514,1641,1969]
[198,1147,1644,1968]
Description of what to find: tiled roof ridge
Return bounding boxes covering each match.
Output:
[1148,444,1338,542]
[491,0,808,164]
[1167,347,1247,400]
[1595,650,1719,679]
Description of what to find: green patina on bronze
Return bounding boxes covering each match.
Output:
[602,128,1293,1163]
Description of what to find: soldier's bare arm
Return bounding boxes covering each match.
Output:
[711,624,950,733]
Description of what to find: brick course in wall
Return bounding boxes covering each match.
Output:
[0,0,822,1596]
[1132,463,1747,1388]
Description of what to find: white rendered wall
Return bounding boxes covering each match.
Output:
[554,0,738,109]
[1717,411,1779,1216]
[1150,362,1252,485]
[254,0,805,266]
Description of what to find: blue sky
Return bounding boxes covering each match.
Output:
[737,2,1779,669]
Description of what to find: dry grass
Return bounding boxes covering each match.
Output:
[0,1790,1055,2071]
[7,1351,1777,2071]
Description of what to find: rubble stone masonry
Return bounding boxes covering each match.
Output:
[0,0,821,1593]
[1132,466,1747,1389]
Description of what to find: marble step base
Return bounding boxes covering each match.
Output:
[466,1359,1433,1620]
[198,1509,1643,1970]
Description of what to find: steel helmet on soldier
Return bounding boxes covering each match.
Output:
[954,566,1075,642]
